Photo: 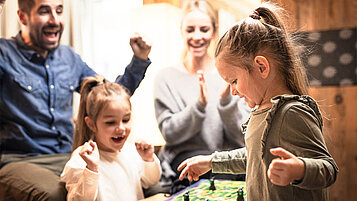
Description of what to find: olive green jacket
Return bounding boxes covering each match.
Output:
[211,95,338,201]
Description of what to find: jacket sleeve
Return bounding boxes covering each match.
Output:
[60,148,99,201]
[280,105,338,189]
[218,96,250,147]
[140,155,162,189]
[115,56,151,96]
[211,147,247,174]
[153,71,205,146]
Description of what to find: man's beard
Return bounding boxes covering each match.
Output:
[30,25,63,52]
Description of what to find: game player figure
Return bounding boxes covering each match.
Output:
[237,187,244,201]
[183,191,190,201]
[209,177,216,190]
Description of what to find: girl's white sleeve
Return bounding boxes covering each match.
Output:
[140,154,162,189]
[60,147,99,201]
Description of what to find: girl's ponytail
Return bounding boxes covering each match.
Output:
[72,76,106,151]
[257,4,308,95]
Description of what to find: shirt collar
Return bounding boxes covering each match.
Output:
[14,31,55,63]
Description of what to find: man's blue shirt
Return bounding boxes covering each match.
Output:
[0,32,150,155]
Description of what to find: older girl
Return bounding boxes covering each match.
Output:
[178,3,338,201]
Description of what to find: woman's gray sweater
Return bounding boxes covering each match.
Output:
[153,65,250,179]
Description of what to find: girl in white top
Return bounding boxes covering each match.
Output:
[61,76,161,201]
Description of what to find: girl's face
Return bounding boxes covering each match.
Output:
[91,96,131,153]
[181,10,214,58]
[216,56,265,109]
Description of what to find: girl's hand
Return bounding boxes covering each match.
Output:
[177,155,212,182]
[197,70,207,107]
[130,33,151,61]
[268,147,306,186]
[220,84,231,100]
[135,140,155,162]
[79,140,100,173]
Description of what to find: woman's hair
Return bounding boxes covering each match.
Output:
[72,76,131,151]
[181,0,218,60]
[215,2,308,95]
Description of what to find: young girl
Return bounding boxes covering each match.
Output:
[177,3,338,201]
[61,76,161,201]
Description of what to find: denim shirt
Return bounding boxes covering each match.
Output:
[0,32,151,155]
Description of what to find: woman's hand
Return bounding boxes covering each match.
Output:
[177,155,212,182]
[197,70,207,107]
[79,140,100,173]
[220,84,231,100]
[267,147,306,186]
[135,140,155,162]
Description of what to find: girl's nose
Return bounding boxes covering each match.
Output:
[231,88,239,96]
[115,124,125,133]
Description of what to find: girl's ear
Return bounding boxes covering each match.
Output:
[254,56,270,79]
[85,116,96,133]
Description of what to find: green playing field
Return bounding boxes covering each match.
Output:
[168,179,247,201]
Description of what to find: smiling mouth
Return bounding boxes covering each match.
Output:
[111,136,125,143]
[190,43,205,48]
[43,30,59,38]
[42,26,62,42]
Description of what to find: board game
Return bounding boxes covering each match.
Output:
[166,179,247,201]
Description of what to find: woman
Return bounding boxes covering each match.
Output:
[153,0,250,192]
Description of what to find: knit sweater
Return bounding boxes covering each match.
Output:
[153,65,250,178]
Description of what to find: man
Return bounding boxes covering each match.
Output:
[0,0,151,200]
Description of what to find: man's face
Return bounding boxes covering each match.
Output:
[24,0,64,52]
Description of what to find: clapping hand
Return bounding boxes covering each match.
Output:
[197,70,208,107]
[135,140,155,162]
[79,140,100,173]
[130,33,151,61]
[220,84,231,100]
[267,147,305,186]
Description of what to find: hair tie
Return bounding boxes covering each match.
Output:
[249,10,261,20]
[88,79,105,92]
[96,81,105,86]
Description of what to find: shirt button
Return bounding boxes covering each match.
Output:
[45,64,50,69]
[50,108,54,112]
[27,86,32,90]
[50,85,54,89]
[52,126,56,130]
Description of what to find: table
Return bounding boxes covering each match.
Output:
[140,193,167,201]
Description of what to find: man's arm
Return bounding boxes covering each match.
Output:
[115,56,151,96]
[116,33,151,96]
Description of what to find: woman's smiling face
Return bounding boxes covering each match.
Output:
[181,9,215,58]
